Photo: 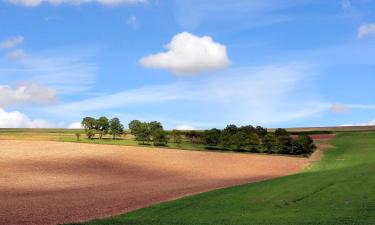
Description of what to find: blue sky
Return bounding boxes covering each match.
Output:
[1,0,375,129]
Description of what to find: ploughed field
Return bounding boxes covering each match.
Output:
[0,140,309,225]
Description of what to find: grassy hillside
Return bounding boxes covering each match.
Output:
[70,131,375,225]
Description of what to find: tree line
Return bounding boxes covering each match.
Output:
[81,116,124,139]
[165,125,315,156]
[81,117,315,156]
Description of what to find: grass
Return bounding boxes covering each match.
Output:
[67,131,375,225]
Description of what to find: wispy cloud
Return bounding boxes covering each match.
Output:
[358,23,375,38]
[48,63,329,128]
[341,0,351,10]
[174,0,311,30]
[127,15,139,28]
[0,35,24,49]
[5,0,148,7]
[0,48,98,95]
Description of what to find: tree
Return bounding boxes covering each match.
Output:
[275,128,292,154]
[219,124,238,149]
[262,134,277,153]
[109,117,124,140]
[223,124,238,135]
[81,117,97,139]
[255,126,268,139]
[149,121,163,134]
[238,125,255,135]
[232,130,249,150]
[134,122,151,144]
[292,135,315,155]
[203,128,221,146]
[152,129,168,146]
[96,116,109,139]
[128,120,142,135]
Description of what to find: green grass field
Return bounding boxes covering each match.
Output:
[68,131,375,225]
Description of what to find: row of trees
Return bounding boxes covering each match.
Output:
[81,116,124,139]
[165,125,315,155]
[80,117,315,156]
[199,125,315,155]
[128,120,168,146]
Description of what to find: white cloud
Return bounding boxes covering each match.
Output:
[6,49,28,60]
[0,35,24,49]
[358,23,375,38]
[341,0,351,10]
[331,103,349,113]
[0,82,57,107]
[175,125,198,130]
[0,107,55,128]
[140,32,231,74]
[5,0,147,7]
[68,122,83,129]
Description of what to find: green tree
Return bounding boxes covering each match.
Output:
[81,117,97,139]
[275,128,292,154]
[149,121,163,134]
[96,116,109,139]
[152,129,168,146]
[109,117,124,140]
[203,128,221,146]
[128,120,142,135]
[134,122,151,144]
[219,124,238,149]
[255,126,268,139]
[292,135,315,155]
[262,134,277,153]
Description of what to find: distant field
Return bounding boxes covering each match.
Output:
[71,131,375,225]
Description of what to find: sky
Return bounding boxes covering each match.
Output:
[0,0,375,130]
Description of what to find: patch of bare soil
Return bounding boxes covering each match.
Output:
[0,140,310,225]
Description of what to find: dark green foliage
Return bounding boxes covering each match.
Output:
[128,120,142,135]
[134,122,151,145]
[96,116,109,139]
[152,129,168,146]
[109,117,124,140]
[262,133,277,153]
[291,134,315,155]
[130,120,167,146]
[203,128,221,146]
[255,126,267,138]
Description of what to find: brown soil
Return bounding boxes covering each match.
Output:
[0,140,310,225]
[309,134,336,141]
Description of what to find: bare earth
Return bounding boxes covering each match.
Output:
[0,141,310,225]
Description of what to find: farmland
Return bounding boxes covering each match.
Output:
[71,131,375,225]
[0,140,308,225]
[0,128,374,225]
